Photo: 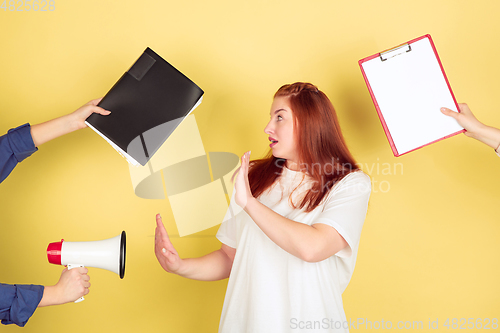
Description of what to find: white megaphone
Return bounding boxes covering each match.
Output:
[47,231,126,302]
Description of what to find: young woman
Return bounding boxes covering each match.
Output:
[155,82,371,332]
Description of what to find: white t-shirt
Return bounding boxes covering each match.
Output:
[216,167,371,333]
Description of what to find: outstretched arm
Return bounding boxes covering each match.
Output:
[0,268,90,327]
[0,98,110,183]
[30,98,110,147]
[441,103,500,151]
[154,214,235,281]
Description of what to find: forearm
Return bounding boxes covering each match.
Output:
[244,198,337,262]
[471,124,500,150]
[38,286,59,307]
[176,249,233,281]
[30,114,80,147]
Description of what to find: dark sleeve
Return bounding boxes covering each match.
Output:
[0,123,38,183]
[0,283,44,327]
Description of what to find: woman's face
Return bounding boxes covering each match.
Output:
[264,96,299,169]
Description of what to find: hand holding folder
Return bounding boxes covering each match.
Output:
[86,48,204,166]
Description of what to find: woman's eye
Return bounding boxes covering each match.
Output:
[277,115,283,121]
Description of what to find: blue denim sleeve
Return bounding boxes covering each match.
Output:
[0,284,44,327]
[0,123,38,183]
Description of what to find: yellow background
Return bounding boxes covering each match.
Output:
[1,0,499,332]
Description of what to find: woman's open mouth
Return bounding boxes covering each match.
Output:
[269,137,278,148]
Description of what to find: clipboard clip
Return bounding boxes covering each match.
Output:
[380,43,412,62]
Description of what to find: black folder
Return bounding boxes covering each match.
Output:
[85,47,204,166]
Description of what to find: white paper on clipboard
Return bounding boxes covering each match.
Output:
[360,35,464,156]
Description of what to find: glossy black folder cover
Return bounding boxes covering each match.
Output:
[86,47,204,166]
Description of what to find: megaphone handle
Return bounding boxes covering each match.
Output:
[67,264,85,303]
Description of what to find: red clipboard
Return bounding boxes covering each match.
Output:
[359,34,465,157]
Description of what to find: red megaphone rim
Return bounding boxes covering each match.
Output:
[46,239,64,265]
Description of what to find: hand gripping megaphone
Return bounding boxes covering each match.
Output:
[47,231,126,302]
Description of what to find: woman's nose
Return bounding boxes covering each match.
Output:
[264,121,273,135]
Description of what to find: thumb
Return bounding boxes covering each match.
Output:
[163,249,178,264]
[94,106,111,115]
[162,247,173,259]
[440,107,459,119]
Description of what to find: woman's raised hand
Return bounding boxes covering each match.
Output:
[234,151,254,209]
[154,214,183,274]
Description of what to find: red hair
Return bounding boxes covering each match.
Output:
[248,82,359,212]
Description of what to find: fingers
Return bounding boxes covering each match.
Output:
[86,98,110,115]
[155,214,175,255]
[71,99,110,131]
[58,266,91,302]
[74,267,89,275]
[241,151,250,164]
[234,151,253,209]
[81,271,91,291]
[68,267,89,278]
[156,213,164,229]
[441,103,472,119]
[241,151,251,180]
[89,105,111,116]
[95,107,111,115]
[154,214,182,273]
[239,151,251,174]
[155,214,169,244]
[244,151,250,171]
[240,153,246,172]
[231,151,250,183]
[69,267,90,286]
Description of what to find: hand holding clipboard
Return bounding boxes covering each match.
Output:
[359,34,464,156]
[441,104,500,155]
